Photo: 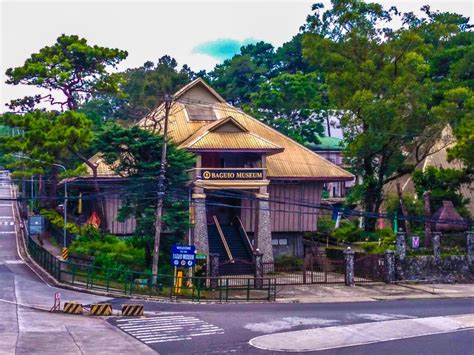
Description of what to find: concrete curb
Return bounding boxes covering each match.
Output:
[249,314,474,352]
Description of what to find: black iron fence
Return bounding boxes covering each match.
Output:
[263,252,384,285]
[27,236,276,302]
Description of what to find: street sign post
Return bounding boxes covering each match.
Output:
[171,245,196,267]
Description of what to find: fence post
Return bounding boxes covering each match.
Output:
[343,248,355,287]
[466,231,474,265]
[254,252,263,289]
[302,256,307,284]
[396,230,406,261]
[432,232,441,260]
[384,250,395,284]
[209,253,219,289]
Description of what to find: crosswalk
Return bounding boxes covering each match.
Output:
[116,314,224,344]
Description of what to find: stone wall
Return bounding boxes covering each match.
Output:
[400,256,473,283]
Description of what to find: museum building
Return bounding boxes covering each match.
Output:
[73,79,353,268]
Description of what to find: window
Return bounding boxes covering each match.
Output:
[272,238,288,246]
[185,104,217,121]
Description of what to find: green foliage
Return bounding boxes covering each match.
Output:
[412,167,470,216]
[317,216,335,234]
[0,110,94,206]
[95,124,195,268]
[6,34,127,111]
[331,221,394,244]
[245,72,325,144]
[69,231,145,271]
[273,254,304,267]
[301,0,472,229]
[40,208,79,234]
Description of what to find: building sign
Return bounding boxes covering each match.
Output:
[201,169,264,180]
[171,245,196,267]
[28,215,45,235]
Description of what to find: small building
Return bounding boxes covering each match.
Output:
[307,136,352,198]
[71,79,353,268]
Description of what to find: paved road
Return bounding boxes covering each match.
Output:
[0,172,155,354]
[106,296,474,354]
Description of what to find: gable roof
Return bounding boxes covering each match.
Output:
[135,79,353,181]
[178,116,283,152]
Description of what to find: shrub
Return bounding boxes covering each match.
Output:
[40,208,79,234]
[69,231,145,271]
[274,255,303,267]
[317,216,335,234]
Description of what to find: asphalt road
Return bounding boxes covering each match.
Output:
[1,170,472,354]
[106,297,474,354]
[0,172,155,354]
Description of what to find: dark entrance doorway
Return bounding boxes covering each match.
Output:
[206,190,241,225]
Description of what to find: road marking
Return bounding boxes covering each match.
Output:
[117,315,224,344]
[4,260,25,264]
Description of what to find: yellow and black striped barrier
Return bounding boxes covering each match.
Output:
[63,302,83,315]
[62,247,69,260]
[121,304,144,316]
[90,303,113,316]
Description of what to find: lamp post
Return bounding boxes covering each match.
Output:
[13,154,68,247]
[54,163,67,248]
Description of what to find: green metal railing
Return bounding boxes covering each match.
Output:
[27,236,276,302]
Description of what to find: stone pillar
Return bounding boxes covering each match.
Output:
[343,248,355,287]
[432,232,441,260]
[384,250,395,284]
[466,231,474,265]
[254,192,274,264]
[209,253,219,289]
[254,253,263,289]
[396,231,406,261]
[192,191,208,256]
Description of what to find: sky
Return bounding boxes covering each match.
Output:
[1,0,473,111]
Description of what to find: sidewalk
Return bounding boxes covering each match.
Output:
[275,283,474,303]
[33,234,63,257]
[250,314,474,352]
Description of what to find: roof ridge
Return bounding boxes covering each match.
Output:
[222,102,353,178]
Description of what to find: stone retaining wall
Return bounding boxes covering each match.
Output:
[400,255,473,283]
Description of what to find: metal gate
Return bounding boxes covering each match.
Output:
[262,252,384,285]
[354,253,385,283]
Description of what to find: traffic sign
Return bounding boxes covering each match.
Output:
[196,253,207,260]
[171,245,196,267]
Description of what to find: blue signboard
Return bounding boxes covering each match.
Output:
[28,215,45,235]
[171,245,196,267]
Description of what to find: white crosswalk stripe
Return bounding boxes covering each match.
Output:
[0,221,14,225]
[116,315,224,344]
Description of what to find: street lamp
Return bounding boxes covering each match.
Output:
[13,154,68,247]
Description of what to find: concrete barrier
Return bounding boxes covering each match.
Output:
[121,304,144,316]
[63,302,83,315]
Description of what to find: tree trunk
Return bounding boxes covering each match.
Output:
[424,191,432,247]
[48,166,58,209]
[89,164,108,232]
[68,148,108,232]
[145,241,152,269]
[38,175,46,209]
[397,182,411,236]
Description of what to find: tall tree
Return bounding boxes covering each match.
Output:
[208,41,275,105]
[80,56,197,124]
[301,0,471,230]
[96,124,194,269]
[0,110,93,207]
[3,34,128,216]
[245,72,326,144]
